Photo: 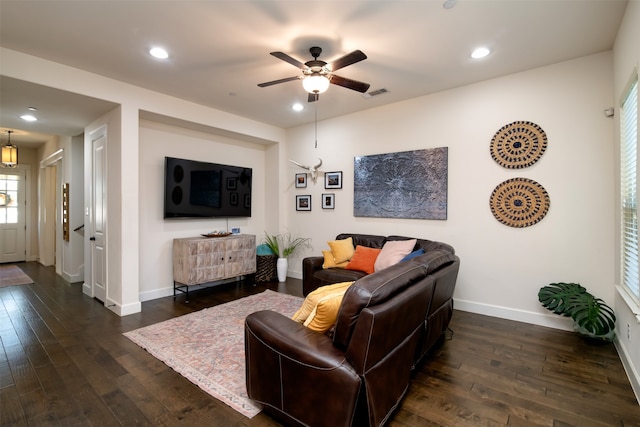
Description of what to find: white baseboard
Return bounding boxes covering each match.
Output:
[106,298,141,316]
[139,276,255,302]
[615,338,640,404]
[61,271,83,284]
[453,298,574,331]
[82,282,92,296]
[139,286,174,302]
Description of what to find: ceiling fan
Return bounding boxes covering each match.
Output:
[258,46,370,102]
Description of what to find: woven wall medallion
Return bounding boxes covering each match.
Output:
[490,121,547,169]
[490,178,550,228]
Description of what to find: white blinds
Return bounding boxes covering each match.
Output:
[621,78,639,299]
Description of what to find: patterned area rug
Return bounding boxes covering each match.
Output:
[124,290,304,418]
[0,265,34,287]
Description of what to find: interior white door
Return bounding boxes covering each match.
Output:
[0,170,27,263]
[90,129,107,303]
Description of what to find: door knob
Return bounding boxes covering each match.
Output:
[90,237,96,241]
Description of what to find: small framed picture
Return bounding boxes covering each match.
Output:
[226,177,237,190]
[325,171,343,189]
[322,193,335,209]
[296,195,311,211]
[295,173,307,188]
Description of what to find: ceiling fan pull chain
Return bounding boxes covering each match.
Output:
[314,102,318,148]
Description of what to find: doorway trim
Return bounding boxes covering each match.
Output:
[39,149,63,271]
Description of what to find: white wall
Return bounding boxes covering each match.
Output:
[59,134,85,283]
[613,0,640,402]
[285,51,615,332]
[138,120,270,301]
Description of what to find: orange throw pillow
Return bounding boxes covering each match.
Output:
[345,245,381,274]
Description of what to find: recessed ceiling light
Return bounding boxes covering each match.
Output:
[27,106,37,111]
[292,103,304,112]
[149,47,169,59]
[20,114,38,122]
[443,0,457,9]
[471,47,491,59]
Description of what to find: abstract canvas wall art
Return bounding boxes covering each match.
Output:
[354,147,448,220]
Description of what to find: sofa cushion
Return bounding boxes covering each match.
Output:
[374,239,416,272]
[292,281,354,324]
[327,237,355,264]
[333,261,428,350]
[313,268,368,289]
[409,249,457,273]
[345,245,381,274]
[322,250,349,269]
[387,235,455,255]
[336,233,387,249]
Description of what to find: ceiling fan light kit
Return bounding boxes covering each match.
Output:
[302,73,330,94]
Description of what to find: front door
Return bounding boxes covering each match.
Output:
[0,170,26,263]
[90,128,107,303]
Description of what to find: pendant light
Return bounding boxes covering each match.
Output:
[1,130,18,168]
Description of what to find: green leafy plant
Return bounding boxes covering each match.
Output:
[538,282,616,341]
[263,231,311,258]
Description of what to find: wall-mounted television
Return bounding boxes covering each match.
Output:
[164,157,252,218]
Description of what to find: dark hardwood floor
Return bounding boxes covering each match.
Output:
[1,262,639,426]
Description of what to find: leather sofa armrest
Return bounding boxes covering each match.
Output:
[302,256,324,295]
[246,310,346,366]
[245,310,361,427]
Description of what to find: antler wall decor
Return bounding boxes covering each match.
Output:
[289,158,323,183]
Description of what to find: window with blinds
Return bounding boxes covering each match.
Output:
[621,77,639,300]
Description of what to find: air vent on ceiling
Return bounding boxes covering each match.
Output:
[362,88,390,99]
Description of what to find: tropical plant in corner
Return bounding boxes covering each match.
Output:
[538,282,616,342]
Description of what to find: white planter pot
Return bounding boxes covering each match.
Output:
[277,257,288,282]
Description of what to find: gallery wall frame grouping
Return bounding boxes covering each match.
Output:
[294,171,343,212]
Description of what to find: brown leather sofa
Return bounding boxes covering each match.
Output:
[302,233,455,295]
[245,234,460,426]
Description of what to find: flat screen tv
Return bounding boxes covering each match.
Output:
[164,157,252,218]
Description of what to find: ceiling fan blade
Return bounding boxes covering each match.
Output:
[270,51,306,69]
[328,50,367,71]
[258,76,301,87]
[308,93,319,103]
[329,75,371,93]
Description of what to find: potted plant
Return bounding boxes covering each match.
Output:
[538,282,616,342]
[263,231,311,282]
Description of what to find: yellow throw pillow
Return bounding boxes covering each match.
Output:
[304,291,347,333]
[327,237,355,264]
[322,250,349,269]
[291,281,354,324]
